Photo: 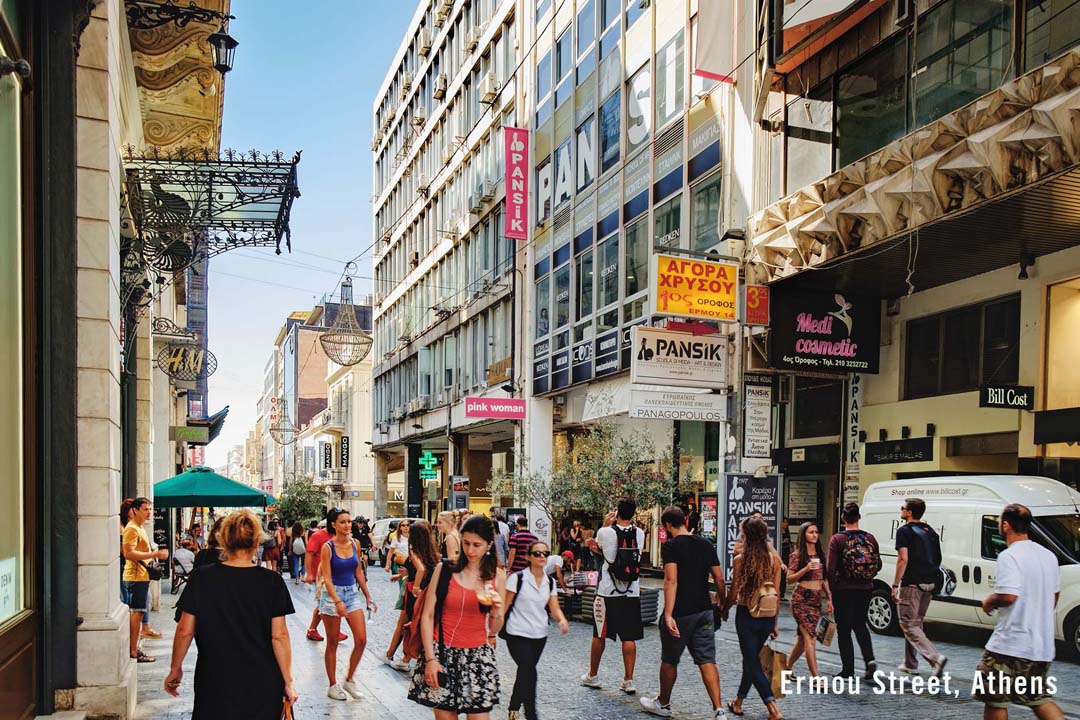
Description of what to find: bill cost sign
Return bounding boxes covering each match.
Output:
[650,254,739,322]
[504,127,529,240]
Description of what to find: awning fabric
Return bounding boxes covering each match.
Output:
[154,466,276,508]
[186,406,229,446]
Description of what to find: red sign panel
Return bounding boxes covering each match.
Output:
[504,127,529,240]
[464,397,526,420]
[745,285,770,326]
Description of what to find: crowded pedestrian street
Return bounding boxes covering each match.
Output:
[129,566,1080,720]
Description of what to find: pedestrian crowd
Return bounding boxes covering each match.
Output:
[122,495,1065,720]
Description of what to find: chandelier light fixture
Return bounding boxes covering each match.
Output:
[269,397,297,446]
[320,273,373,366]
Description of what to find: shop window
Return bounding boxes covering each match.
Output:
[576,250,594,320]
[624,216,648,298]
[786,85,833,191]
[1025,0,1080,69]
[554,263,571,330]
[600,90,621,173]
[598,232,619,309]
[904,295,1020,399]
[1047,278,1080,418]
[536,275,551,338]
[655,30,684,130]
[836,35,907,167]
[691,173,721,251]
[654,194,681,249]
[792,377,843,439]
[677,421,722,492]
[625,65,651,156]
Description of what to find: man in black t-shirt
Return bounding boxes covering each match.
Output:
[892,498,947,677]
[640,507,727,718]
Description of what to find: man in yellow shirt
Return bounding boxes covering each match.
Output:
[122,497,168,662]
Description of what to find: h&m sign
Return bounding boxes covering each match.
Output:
[980,384,1034,411]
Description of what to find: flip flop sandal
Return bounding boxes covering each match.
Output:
[727,701,744,717]
[133,651,156,663]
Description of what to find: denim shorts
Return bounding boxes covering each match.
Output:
[122,581,149,613]
[319,583,363,616]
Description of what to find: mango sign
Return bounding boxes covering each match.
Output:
[650,254,739,322]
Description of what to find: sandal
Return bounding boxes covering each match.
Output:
[132,651,156,663]
[726,700,744,717]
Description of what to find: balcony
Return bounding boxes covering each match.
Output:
[319,468,347,486]
[314,407,348,433]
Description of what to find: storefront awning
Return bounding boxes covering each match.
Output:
[185,405,229,446]
[750,48,1080,297]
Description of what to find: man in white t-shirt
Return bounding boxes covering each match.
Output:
[974,503,1063,720]
[581,497,645,695]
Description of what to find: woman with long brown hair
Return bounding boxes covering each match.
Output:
[724,516,784,719]
[402,520,440,663]
[164,510,297,718]
[785,521,832,677]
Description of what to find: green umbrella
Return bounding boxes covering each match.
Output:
[154,466,277,509]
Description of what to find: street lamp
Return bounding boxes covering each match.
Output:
[207,23,239,76]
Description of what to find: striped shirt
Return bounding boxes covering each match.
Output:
[509,530,539,572]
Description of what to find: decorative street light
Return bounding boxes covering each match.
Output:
[207,23,239,76]
[125,1,238,76]
[320,274,374,366]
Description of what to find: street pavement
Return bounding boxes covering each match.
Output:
[134,567,1080,719]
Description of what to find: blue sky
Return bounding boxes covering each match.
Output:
[205,0,416,467]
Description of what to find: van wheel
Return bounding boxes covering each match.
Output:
[868,588,900,635]
[1065,609,1080,661]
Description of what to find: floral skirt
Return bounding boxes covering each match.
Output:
[791,586,822,634]
[408,643,500,713]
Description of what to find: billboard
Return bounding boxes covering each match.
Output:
[649,254,739,322]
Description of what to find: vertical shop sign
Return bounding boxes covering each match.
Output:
[504,127,529,240]
[340,436,350,468]
[743,374,773,459]
[744,285,770,326]
[722,473,783,583]
[322,441,332,469]
[843,374,862,505]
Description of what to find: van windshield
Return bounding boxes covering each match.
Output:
[1033,515,1080,564]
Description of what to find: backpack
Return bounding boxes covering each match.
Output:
[841,530,882,580]
[749,581,779,618]
[292,537,306,556]
[402,559,454,661]
[908,524,943,568]
[607,524,641,591]
[499,570,555,640]
[261,533,278,550]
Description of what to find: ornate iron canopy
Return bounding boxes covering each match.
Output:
[152,317,198,343]
[320,275,373,366]
[123,146,301,266]
[125,1,234,30]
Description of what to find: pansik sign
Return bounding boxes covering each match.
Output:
[843,374,862,504]
[649,254,739,322]
[722,473,783,583]
[629,388,727,422]
[742,375,772,459]
[629,326,727,389]
[464,397,526,420]
[504,127,529,240]
[769,290,880,373]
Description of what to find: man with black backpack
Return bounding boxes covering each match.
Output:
[892,497,948,678]
[827,502,880,680]
[582,497,645,694]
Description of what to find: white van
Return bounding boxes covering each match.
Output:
[859,475,1080,658]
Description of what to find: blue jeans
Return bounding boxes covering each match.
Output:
[121,580,150,625]
[290,552,305,579]
[735,605,776,705]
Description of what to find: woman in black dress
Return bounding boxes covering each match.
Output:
[164,510,297,718]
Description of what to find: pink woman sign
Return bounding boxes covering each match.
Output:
[504,127,529,240]
[464,397,526,420]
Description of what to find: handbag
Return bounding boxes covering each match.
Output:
[280,700,294,720]
[139,560,163,581]
[815,614,836,646]
[759,641,788,699]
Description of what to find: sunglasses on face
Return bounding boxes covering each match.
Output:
[528,550,549,558]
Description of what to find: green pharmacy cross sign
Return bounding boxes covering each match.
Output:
[418,450,439,480]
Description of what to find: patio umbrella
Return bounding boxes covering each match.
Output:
[154,466,277,508]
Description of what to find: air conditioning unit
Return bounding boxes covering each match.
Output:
[412,108,426,127]
[479,180,494,203]
[370,133,382,152]
[468,191,482,213]
[402,72,413,91]
[441,145,454,164]
[417,395,432,412]
[380,227,392,243]
[433,73,448,99]
[479,73,499,104]
[410,251,420,268]
[464,27,479,53]
[418,28,432,56]
[381,116,392,134]
[417,174,430,194]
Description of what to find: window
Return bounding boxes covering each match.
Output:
[904,295,1020,399]
[537,50,553,126]
[600,0,620,57]
[691,173,721,251]
[536,275,551,338]
[537,0,552,21]
[536,155,553,225]
[792,377,843,438]
[981,515,1007,560]
[625,0,645,27]
[444,333,457,388]
[1026,0,1080,69]
[624,216,648,297]
[554,263,571,329]
[836,36,907,167]
[654,194,681,248]
[598,233,619,308]
[786,85,833,192]
[626,65,651,155]
[556,29,573,107]
[600,91,621,173]
[655,30,684,129]
[553,138,573,209]
[576,250,594,320]
[576,116,597,192]
[577,0,596,84]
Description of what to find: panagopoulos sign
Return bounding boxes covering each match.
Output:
[629,326,727,389]
[464,397,526,420]
[769,290,880,373]
[649,254,739,322]
[629,388,727,421]
[504,127,529,240]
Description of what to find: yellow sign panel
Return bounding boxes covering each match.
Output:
[650,254,739,322]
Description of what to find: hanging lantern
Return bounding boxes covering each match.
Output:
[269,397,297,446]
[320,276,373,366]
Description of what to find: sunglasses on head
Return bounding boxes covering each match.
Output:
[528,550,549,558]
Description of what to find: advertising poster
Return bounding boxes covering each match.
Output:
[721,473,783,583]
[743,374,773,458]
[699,493,719,544]
[649,254,739,322]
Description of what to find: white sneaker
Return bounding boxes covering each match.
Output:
[342,679,363,699]
[381,654,394,667]
[620,679,637,695]
[391,659,413,672]
[508,711,521,720]
[581,673,601,688]
[897,663,919,674]
[714,709,727,720]
[639,695,671,717]
[327,683,347,701]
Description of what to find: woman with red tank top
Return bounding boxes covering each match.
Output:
[409,514,506,718]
